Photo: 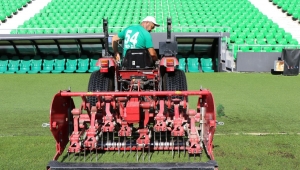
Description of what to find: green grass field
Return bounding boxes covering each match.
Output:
[0,73,300,169]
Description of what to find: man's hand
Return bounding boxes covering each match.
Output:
[114,52,120,62]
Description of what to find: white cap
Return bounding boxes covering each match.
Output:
[142,16,160,27]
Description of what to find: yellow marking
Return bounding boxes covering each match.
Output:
[87,92,93,95]
[175,91,181,94]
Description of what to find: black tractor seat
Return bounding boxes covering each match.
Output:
[121,49,154,70]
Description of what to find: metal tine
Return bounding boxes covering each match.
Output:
[130,137,132,153]
[143,145,145,161]
[172,138,174,159]
[183,138,186,157]
[123,136,125,155]
[90,149,92,162]
[101,132,103,150]
[118,137,120,154]
[136,148,139,162]
[148,144,150,162]
[68,152,70,161]
[107,132,109,149]
[78,151,81,162]
[164,131,167,154]
[194,153,196,160]
[177,136,180,157]
[84,149,86,162]
[96,148,98,162]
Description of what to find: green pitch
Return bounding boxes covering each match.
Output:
[0,73,299,169]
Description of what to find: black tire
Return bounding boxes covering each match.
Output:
[163,69,188,95]
[162,69,188,114]
[87,70,114,106]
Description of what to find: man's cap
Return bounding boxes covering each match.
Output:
[142,16,160,27]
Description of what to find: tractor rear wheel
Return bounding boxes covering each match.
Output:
[163,69,188,94]
[162,69,188,114]
[87,70,114,106]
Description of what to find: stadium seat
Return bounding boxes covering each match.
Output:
[0,55,9,73]
[88,55,100,72]
[28,55,43,74]
[6,56,20,74]
[64,55,77,73]
[200,57,214,73]
[176,55,187,72]
[40,55,54,73]
[16,56,31,74]
[52,55,65,73]
[76,55,89,73]
[187,55,200,72]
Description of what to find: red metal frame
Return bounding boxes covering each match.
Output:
[50,89,216,160]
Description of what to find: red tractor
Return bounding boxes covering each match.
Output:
[48,18,218,169]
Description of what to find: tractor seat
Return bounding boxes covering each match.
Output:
[122,49,154,70]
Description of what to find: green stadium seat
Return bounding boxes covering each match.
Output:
[28,55,42,74]
[64,55,77,73]
[0,55,9,73]
[88,55,100,72]
[187,55,200,72]
[239,46,250,52]
[200,57,214,73]
[52,55,65,73]
[251,46,262,52]
[6,56,20,74]
[176,55,186,72]
[40,55,54,73]
[262,46,273,52]
[76,55,89,73]
[16,56,31,74]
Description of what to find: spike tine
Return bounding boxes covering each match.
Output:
[148,144,150,162]
[118,137,120,154]
[184,138,186,157]
[143,145,145,161]
[84,149,86,162]
[101,133,103,150]
[106,132,109,148]
[136,148,138,162]
[78,152,80,162]
[177,136,180,157]
[90,149,92,162]
[130,137,132,153]
[172,138,174,159]
[123,136,126,155]
[68,152,70,161]
[96,148,98,162]
[160,131,161,143]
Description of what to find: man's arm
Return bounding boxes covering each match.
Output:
[148,48,158,61]
[112,34,121,61]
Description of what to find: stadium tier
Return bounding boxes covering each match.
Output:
[1,0,300,74]
[0,0,32,22]
[11,0,300,46]
[271,0,300,21]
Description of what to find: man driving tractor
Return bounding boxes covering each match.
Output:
[112,16,159,62]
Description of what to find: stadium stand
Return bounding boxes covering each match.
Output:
[271,0,300,22]
[0,0,300,74]
[0,0,32,23]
